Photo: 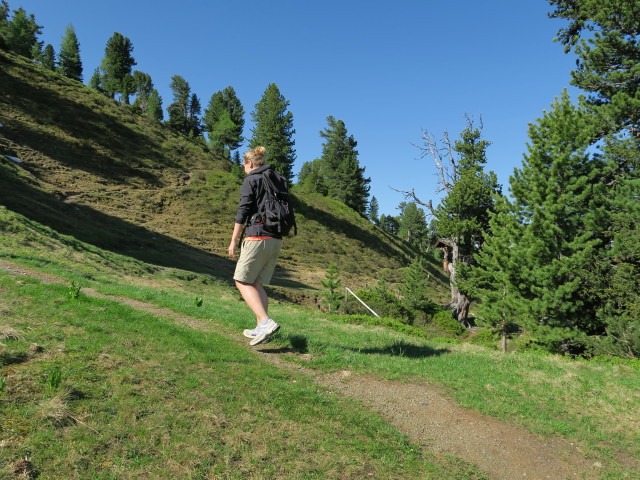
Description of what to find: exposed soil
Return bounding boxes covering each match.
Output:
[0,259,603,480]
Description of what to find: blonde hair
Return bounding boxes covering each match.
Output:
[244,146,267,167]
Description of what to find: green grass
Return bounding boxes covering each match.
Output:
[0,273,484,479]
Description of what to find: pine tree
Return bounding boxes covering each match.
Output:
[549,0,640,357]
[0,1,9,49]
[368,196,380,224]
[4,7,41,58]
[549,0,640,133]
[203,87,245,154]
[100,32,136,103]
[188,93,202,137]
[321,263,342,314]
[88,67,103,92]
[147,89,163,122]
[58,24,82,81]
[379,214,400,235]
[131,71,153,113]
[467,93,609,353]
[167,75,191,134]
[401,257,437,317]
[397,201,428,249]
[42,43,55,71]
[403,120,499,327]
[249,83,296,182]
[313,116,371,215]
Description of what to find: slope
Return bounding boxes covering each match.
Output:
[0,49,449,304]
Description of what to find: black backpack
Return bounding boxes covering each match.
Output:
[258,170,297,236]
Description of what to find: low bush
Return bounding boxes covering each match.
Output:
[431,310,467,337]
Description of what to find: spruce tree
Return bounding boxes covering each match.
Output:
[368,196,380,224]
[397,201,428,249]
[4,7,41,58]
[42,43,55,71]
[249,83,296,182]
[549,0,640,133]
[147,89,163,122]
[315,116,370,215]
[188,93,202,137]
[203,87,245,154]
[467,93,609,353]
[0,1,9,49]
[58,24,82,81]
[167,75,191,134]
[100,32,136,102]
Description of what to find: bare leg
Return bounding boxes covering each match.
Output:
[235,280,269,324]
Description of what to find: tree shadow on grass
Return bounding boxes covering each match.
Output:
[349,341,449,358]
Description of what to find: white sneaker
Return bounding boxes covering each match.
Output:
[243,326,271,343]
[243,327,259,338]
[249,319,280,346]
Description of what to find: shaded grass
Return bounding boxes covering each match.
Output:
[0,273,483,479]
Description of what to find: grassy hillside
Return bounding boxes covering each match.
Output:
[0,207,638,479]
[0,49,448,305]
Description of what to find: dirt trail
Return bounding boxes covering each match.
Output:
[0,259,602,480]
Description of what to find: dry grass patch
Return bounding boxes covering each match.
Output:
[37,393,75,427]
[0,325,25,341]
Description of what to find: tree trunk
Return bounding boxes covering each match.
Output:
[439,238,472,328]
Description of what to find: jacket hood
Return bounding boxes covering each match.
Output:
[248,164,272,176]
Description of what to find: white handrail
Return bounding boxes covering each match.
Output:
[345,287,380,318]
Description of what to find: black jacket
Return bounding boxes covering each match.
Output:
[234,165,284,239]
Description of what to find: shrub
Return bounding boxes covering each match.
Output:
[431,310,467,337]
[349,280,411,323]
[466,328,500,349]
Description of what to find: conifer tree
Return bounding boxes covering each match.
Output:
[401,257,437,316]
[58,24,82,81]
[549,0,640,357]
[249,83,296,182]
[88,67,103,92]
[0,1,9,49]
[378,214,400,235]
[466,93,609,352]
[549,0,640,133]
[203,87,245,154]
[311,116,371,215]
[4,7,41,58]
[42,43,55,71]
[100,32,136,103]
[167,75,191,134]
[321,263,342,314]
[401,120,499,327]
[397,201,428,249]
[188,93,202,137]
[147,89,163,122]
[368,196,379,224]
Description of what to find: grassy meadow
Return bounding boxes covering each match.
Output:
[1,208,639,479]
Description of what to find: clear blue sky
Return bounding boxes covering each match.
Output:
[17,0,577,217]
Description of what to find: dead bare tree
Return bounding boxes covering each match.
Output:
[392,128,472,328]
